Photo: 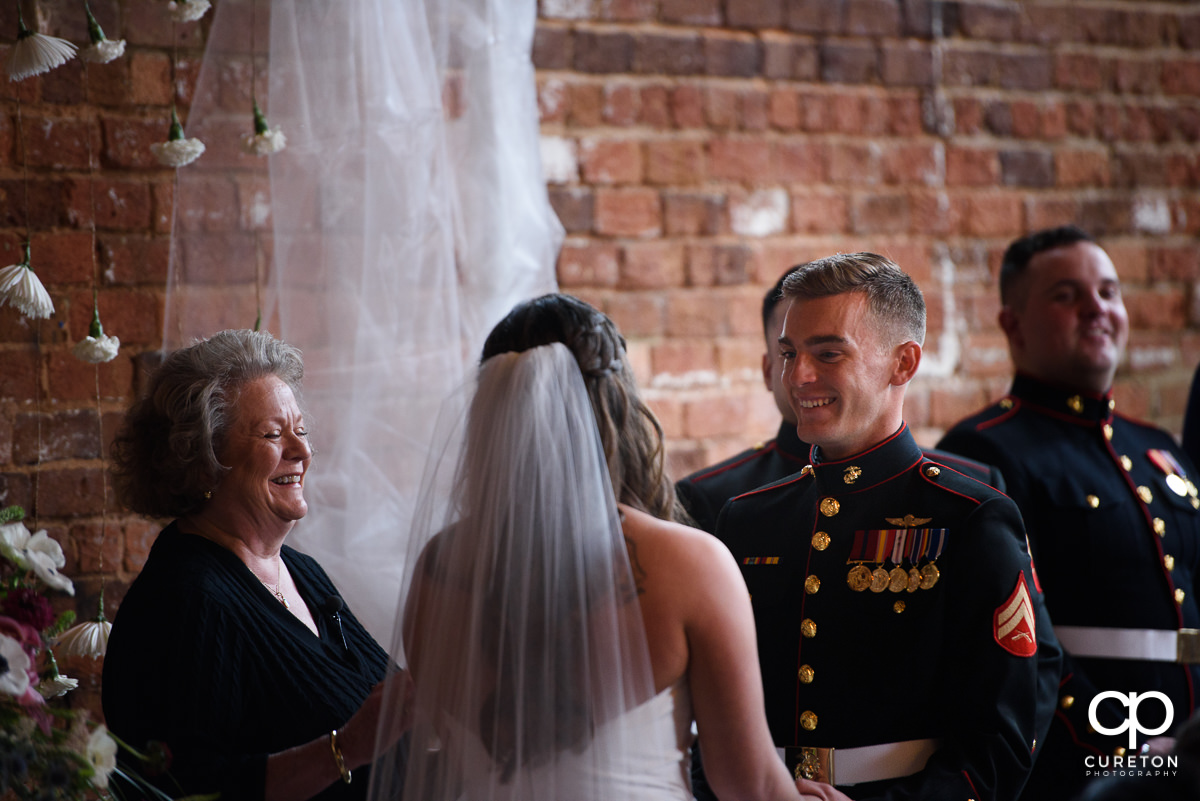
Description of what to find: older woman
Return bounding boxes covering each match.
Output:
[104,329,403,801]
[373,295,844,801]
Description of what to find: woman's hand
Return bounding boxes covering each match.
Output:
[341,670,415,769]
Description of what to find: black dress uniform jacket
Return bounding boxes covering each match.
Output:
[716,424,1060,801]
[939,374,1200,799]
[678,422,1006,535]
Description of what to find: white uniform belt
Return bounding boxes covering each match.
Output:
[1054,626,1200,664]
[778,738,938,786]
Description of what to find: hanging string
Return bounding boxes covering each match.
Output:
[170,19,184,347]
[250,0,263,331]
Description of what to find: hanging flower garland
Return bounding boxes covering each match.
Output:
[5,7,76,82]
[0,242,55,320]
[72,303,120,364]
[241,99,286,156]
[151,107,205,167]
[79,2,126,65]
[168,0,212,24]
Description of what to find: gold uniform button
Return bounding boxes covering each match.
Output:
[1176,588,1186,605]
[798,664,814,684]
[800,464,813,478]
[1154,517,1166,536]
[924,465,941,478]
[805,575,821,594]
[999,398,1014,410]
[801,619,817,638]
[1067,395,1084,414]
[820,497,839,517]
[1114,746,1126,757]
[1109,398,1117,410]
[1120,455,1132,471]
[1165,554,1176,571]
[1103,423,1114,440]
[812,531,830,551]
[1060,695,1075,710]
[1086,495,1100,509]
[1192,498,1199,510]
[800,711,818,731]
[893,600,906,613]
[1137,485,1153,504]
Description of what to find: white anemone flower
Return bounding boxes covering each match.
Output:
[150,108,205,168]
[85,725,119,789]
[73,306,120,363]
[79,4,126,65]
[241,100,287,156]
[56,617,111,659]
[0,634,32,697]
[0,243,55,320]
[0,520,74,595]
[168,0,211,23]
[6,15,77,81]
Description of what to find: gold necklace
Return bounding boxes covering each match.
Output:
[259,561,289,610]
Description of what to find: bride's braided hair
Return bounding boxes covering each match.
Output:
[481,293,684,523]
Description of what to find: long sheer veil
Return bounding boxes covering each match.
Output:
[368,343,656,801]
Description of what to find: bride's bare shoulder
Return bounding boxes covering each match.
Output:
[619,504,733,565]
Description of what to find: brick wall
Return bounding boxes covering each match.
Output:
[0,0,1198,710]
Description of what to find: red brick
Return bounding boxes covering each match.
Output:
[953,97,984,135]
[663,192,723,236]
[579,137,642,184]
[1055,150,1110,188]
[633,33,705,76]
[830,94,869,135]
[845,0,902,36]
[46,349,135,404]
[661,0,722,25]
[1125,287,1186,331]
[20,116,100,171]
[605,292,667,338]
[123,0,210,48]
[13,409,101,464]
[961,194,1022,237]
[1066,101,1097,137]
[882,143,940,185]
[1041,101,1068,140]
[0,472,34,512]
[68,288,162,347]
[152,180,174,234]
[761,34,818,81]
[1102,241,1150,285]
[30,231,93,286]
[1025,198,1080,232]
[86,179,153,232]
[727,0,784,28]
[1115,58,1160,95]
[716,338,766,375]
[741,89,770,131]
[667,291,731,337]
[175,178,239,232]
[929,384,993,431]
[881,41,933,86]
[787,1,845,34]
[776,141,825,184]
[645,140,706,185]
[705,86,739,130]
[797,90,832,132]
[728,287,765,336]
[828,142,881,185]
[791,191,848,233]
[684,394,751,438]
[68,520,124,575]
[573,30,634,74]
[595,188,661,238]
[0,349,38,401]
[620,241,684,289]
[645,394,685,440]
[685,244,755,287]
[639,85,671,128]
[820,41,878,84]
[960,3,1019,40]
[651,340,716,376]
[852,192,909,234]
[603,83,640,127]
[548,187,594,234]
[704,33,762,78]
[570,83,603,127]
[103,115,173,170]
[946,146,1000,186]
[671,85,706,129]
[768,89,801,130]
[35,467,108,516]
[1000,149,1054,188]
[100,234,171,285]
[887,94,923,136]
[537,77,569,124]
[1010,101,1040,139]
[557,239,619,288]
[708,137,772,182]
[1149,246,1200,282]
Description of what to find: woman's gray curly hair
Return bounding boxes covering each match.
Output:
[110,329,305,519]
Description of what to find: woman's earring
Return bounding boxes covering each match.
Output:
[203,490,212,500]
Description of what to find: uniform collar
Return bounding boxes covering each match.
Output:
[807,423,922,495]
[1009,373,1114,425]
[775,420,813,461]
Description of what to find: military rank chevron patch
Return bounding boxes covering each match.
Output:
[994,573,1037,657]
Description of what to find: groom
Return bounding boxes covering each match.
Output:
[715,253,1060,798]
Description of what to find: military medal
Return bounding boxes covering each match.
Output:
[1149,449,1192,497]
[907,567,921,592]
[870,568,890,592]
[888,566,908,593]
[847,564,872,591]
[920,562,940,589]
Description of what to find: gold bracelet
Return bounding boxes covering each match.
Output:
[329,728,352,785]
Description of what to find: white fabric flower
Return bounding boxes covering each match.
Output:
[73,333,120,363]
[56,618,111,659]
[85,725,119,789]
[38,672,79,698]
[6,19,77,81]
[79,38,125,64]
[150,137,205,167]
[0,521,74,595]
[0,251,55,320]
[168,0,211,23]
[0,633,32,696]
[241,126,286,156]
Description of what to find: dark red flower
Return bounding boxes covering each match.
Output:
[1,588,54,632]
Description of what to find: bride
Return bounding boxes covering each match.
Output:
[369,294,846,801]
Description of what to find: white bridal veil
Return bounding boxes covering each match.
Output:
[367,343,655,801]
[163,0,561,640]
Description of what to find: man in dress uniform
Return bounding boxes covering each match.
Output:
[937,226,1200,799]
[716,253,1060,800]
[678,267,1003,536]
